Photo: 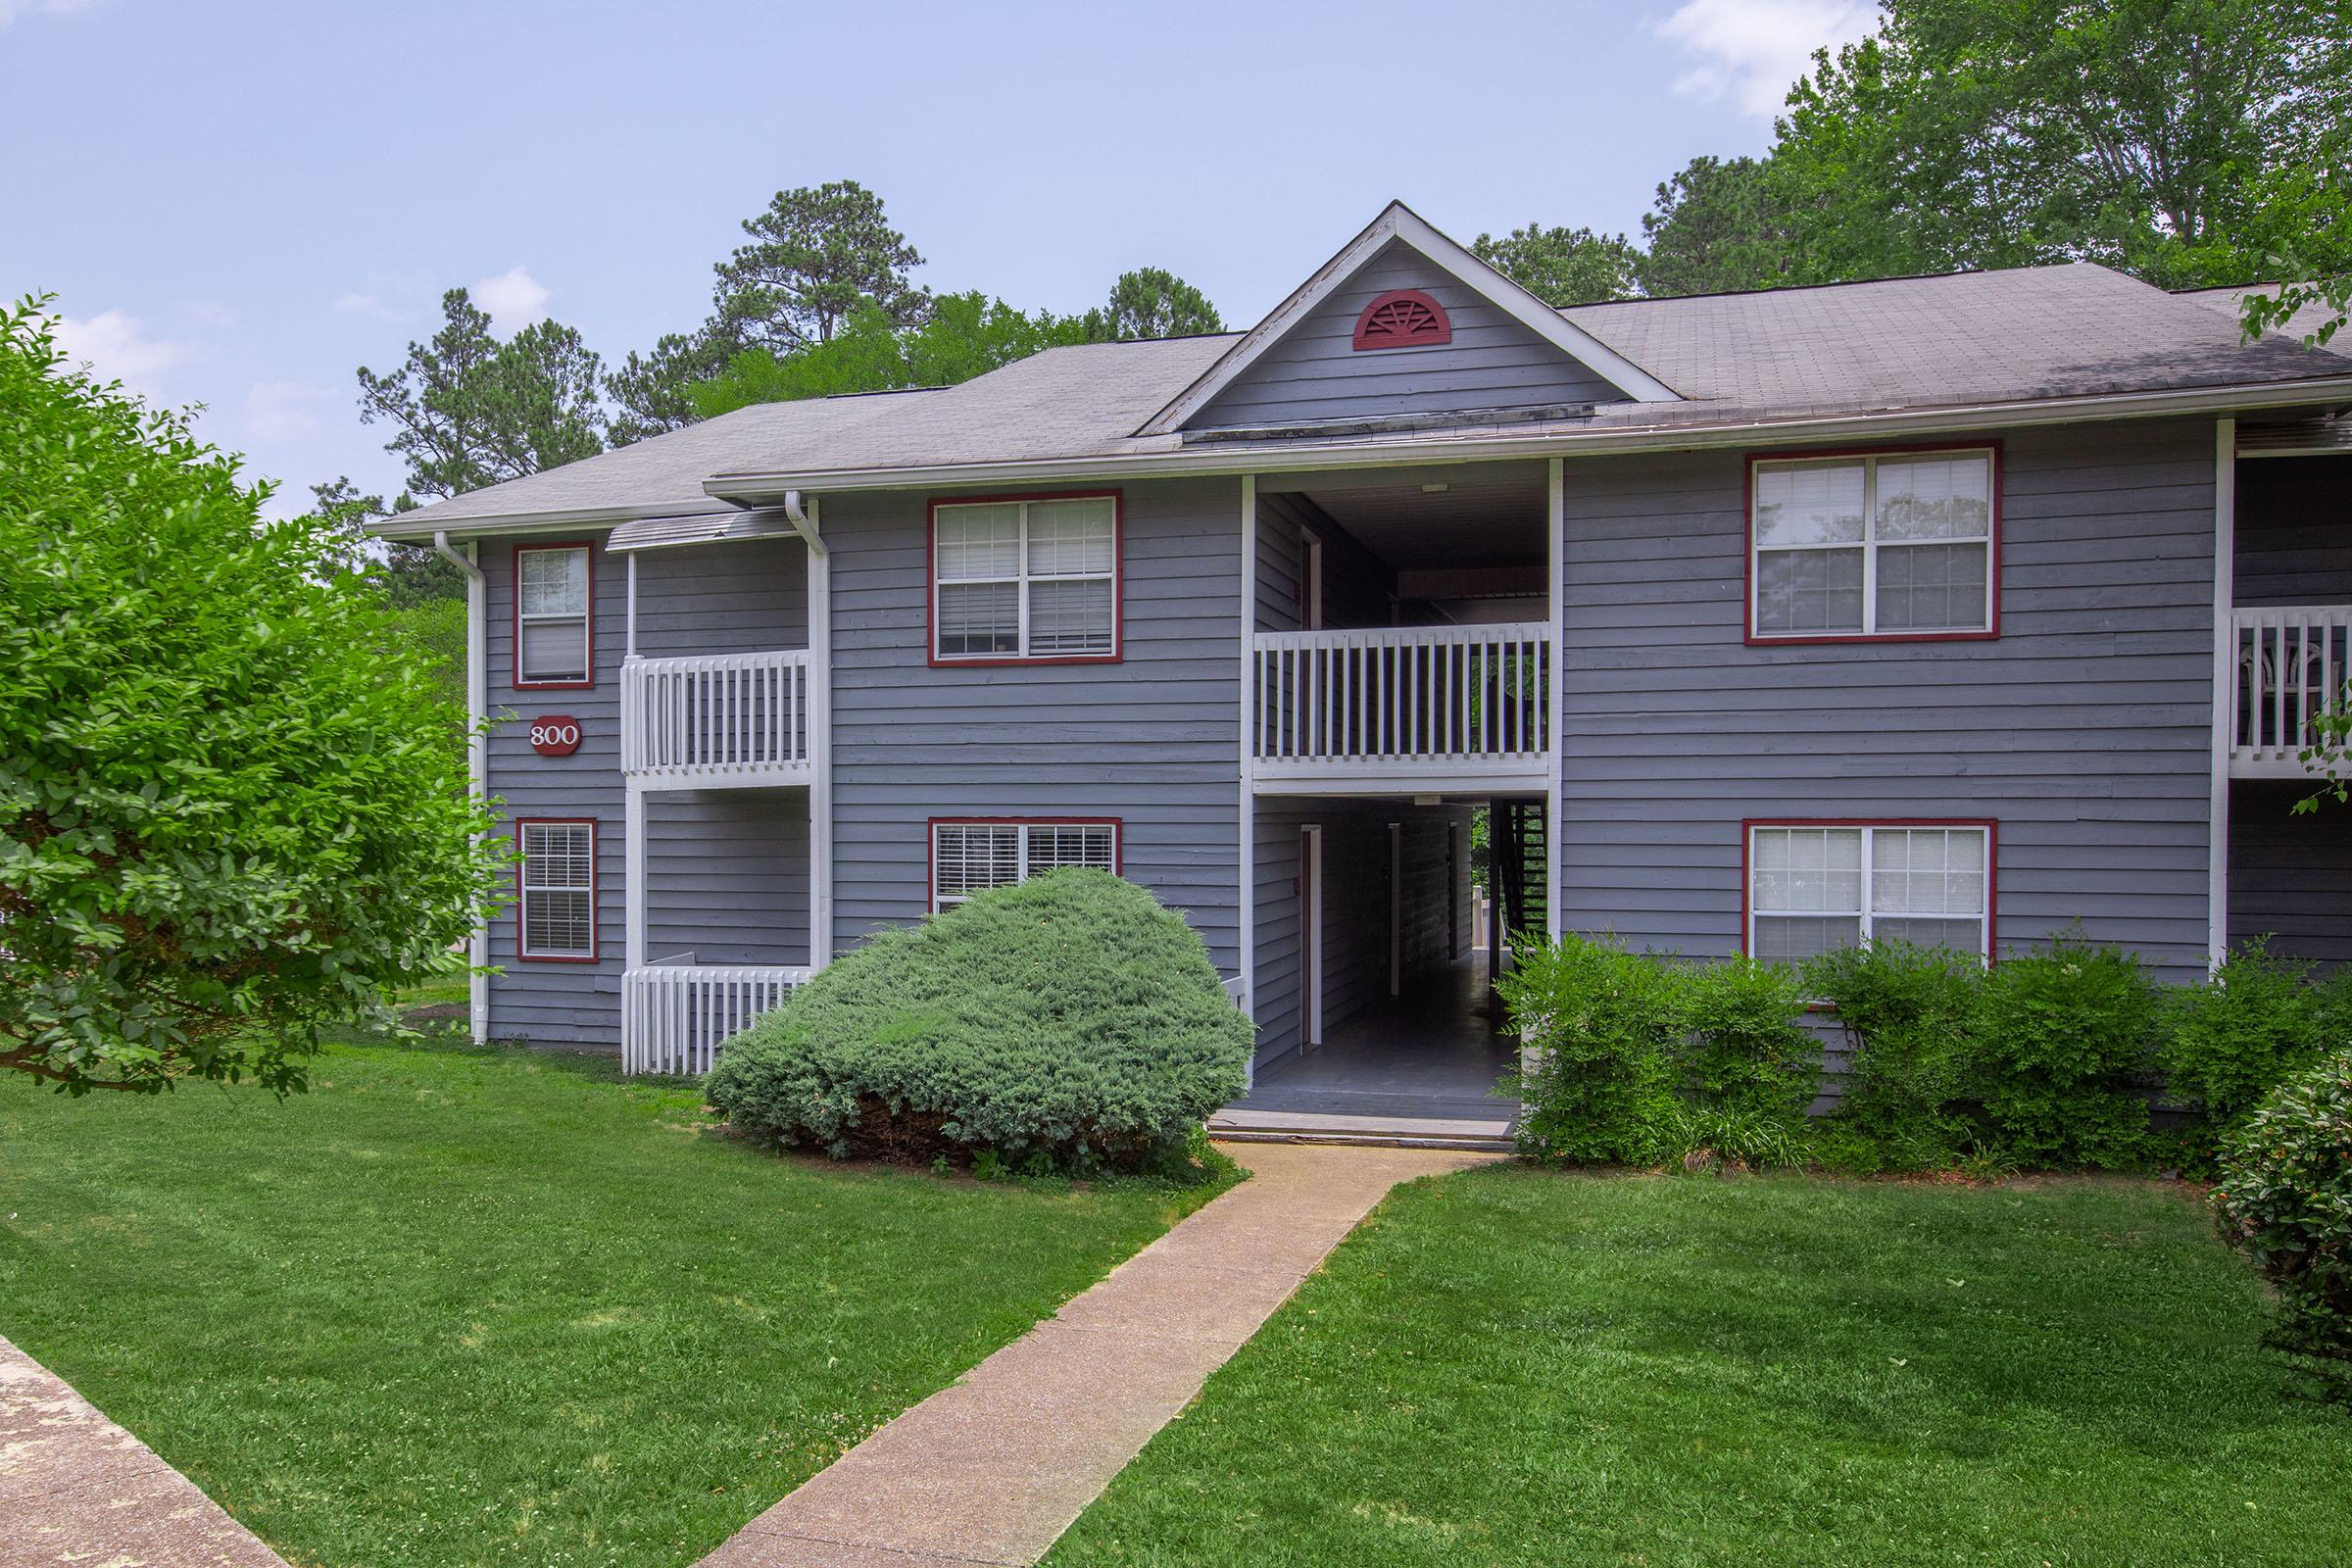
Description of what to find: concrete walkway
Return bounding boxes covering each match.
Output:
[701,1141,1493,1568]
[0,1333,290,1568]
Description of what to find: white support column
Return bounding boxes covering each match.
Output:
[465,541,489,1043]
[624,551,639,661]
[625,779,647,972]
[2208,417,2237,971]
[1238,475,1258,1080]
[1545,457,1565,941]
[807,498,835,973]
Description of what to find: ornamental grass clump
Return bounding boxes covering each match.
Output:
[2212,1048,2352,1405]
[704,868,1253,1168]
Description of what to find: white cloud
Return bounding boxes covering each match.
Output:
[0,0,103,25]
[1655,0,1881,118]
[334,290,402,321]
[244,379,335,443]
[49,309,192,404]
[470,265,550,331]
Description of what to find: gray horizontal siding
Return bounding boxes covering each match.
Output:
[2235,456,2352,606]
[2229,780,2352,968]
[1194,241,1622,428]
[1557,417,2220,982]
[826,477,1246,972]
[643,789,808,967]
[481,532,812,1049]
[481,533,627,1047]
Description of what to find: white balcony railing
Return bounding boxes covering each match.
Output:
[2230,606,2352,778]
[1252,622,1551,789]
[621,649,811,785]
[621,961,808,1076]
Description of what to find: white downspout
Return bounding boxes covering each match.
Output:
[432,531,491,1044]
[1238,475,1257,1090]
[782,491,833,975]
[2209,418,2237,971]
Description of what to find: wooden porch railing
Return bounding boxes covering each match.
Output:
[621,961,807,1076]
[1251,622,1551,785]
[621,649,811,784]
[2230,605,2352,778]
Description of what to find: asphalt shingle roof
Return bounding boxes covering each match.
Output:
[383,263,2352,535]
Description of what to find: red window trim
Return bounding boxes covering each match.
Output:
[512,540,598,691]
[1743,441,2003,647]
[926,815,1125,911]
[1351,288,1452,352]
[926,490,1125,667]
[513,816,599,964]
[1739,816,1999,962]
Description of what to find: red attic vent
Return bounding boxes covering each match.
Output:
[1352,288,1451,351]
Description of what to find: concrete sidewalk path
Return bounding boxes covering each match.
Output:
[0,1333,290,1568]
[702,1141,1494,1568]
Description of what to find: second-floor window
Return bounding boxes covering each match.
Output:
[932,494,1120,662]
[1750,449,1996,641]
[515,543,593,686]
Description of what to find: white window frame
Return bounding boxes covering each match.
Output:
[514,543,594,687]
[1748,448,1997,641]
[516,818,597,961]
[1745,821,1993,961]
[930,818,1121,910]
[930,494,1120,663]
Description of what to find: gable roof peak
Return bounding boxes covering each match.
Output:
[1135,200,1680,435]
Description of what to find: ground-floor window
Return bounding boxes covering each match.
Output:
[931,817,1120,910]
[516,818,597,960]
[1746,820,1992,961]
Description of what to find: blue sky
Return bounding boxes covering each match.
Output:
[1,0,1877,514]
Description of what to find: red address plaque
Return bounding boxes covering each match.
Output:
[529,715,582,757]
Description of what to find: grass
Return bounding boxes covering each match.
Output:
[0,1024,1228,1568]
[1049,1164,2351,1568]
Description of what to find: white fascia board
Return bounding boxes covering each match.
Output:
[706,376,2352,499]
[368,496,733,544]
[1134,200,1680,438]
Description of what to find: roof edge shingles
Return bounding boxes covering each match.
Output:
[378,262,2352,537]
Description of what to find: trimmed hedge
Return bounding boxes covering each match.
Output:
[705,868,1253,1166]
[1501,934,1818,1168]
[1507,932,2352,1175]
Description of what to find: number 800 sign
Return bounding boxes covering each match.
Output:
[529,715,583,757]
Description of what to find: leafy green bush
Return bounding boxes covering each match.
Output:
[1972,932,2157,1168]
[1501,937,1818,1166]
[2162,942,2349,1160]
[1680,957,1820,1122]
[1663,1102,1814,1172]
[1803,941,1981,1170]
[0,300,503,1095]
[704,869,1252,1167]
[1500,934,1682,1165]
[2212,1048,2352,1403]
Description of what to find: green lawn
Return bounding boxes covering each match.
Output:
[0,1029,1223,1568]
[1050,1165,2351,1568]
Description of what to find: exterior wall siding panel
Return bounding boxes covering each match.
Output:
[826,478,1246,975]
[1557,418,2219,981]
[1194,241,1622,428]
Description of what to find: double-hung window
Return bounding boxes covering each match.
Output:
[1747,821,1991,961]
[931,818,1120,909]
[1750,449,1995,639]
[516,819,597,961]
[932,494,1119,662]
[515,544,593,686]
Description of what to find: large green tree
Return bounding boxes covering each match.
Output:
[1640,156,1796,296]
[1080,267,1224,340]
[689,293,1090,418]
[711,179,931,354]
[1471,223,1644,305]
[1770,0,2352,287]
[1,300,504,1095]
[607,328,731,445]
[355,289,606,499]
